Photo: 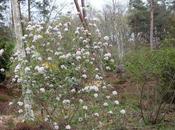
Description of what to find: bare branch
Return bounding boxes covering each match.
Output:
[74,0,87,28]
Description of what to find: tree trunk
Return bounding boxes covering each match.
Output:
[150,0,154,50]
[43,0,47,22]
[11,0,35,121]
[81,0,88,26]
[28,0,31,21]
[74,0,87,28]
[11,0,23,51]
[10,0,14,29]
[18,1,25,36]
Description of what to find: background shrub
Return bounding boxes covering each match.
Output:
[124,48,175,123]
[0,27,14,83]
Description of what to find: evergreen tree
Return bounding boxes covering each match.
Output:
[128,0,149,42]
[128,0,174,44]
[35,0,50,21]
[0,0,7,22]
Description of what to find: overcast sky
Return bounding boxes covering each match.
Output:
[3,0,145,25]
[58,0,129,11]
[89,0,129,9]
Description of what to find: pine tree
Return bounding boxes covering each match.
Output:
[128,0,149,42]
[35,0,50,21]
[0,0,8,22]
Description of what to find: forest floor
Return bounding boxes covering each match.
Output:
[105,73,175,130]
[0,74,175,130]
[0,79,20,130]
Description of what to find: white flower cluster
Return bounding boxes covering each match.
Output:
[35,66,46,74]
[32,35,43,42]
[59,53,71,59]
[0,68,5,72]
[104,53,112,61]
[104,36,110,41]
[82,85,99,92]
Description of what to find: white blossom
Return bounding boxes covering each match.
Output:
[71,89,76,93]
[17,78,22,83]
[95,74,102,80]
[35,66,45,74]
[95,68,99,71]
[26,89,32,94]
[106,96,110,99]
[83,105,88,110]
[94,113,99,117]
[0,49,4,56]
[103,102,108,107]
[82,74,87,79]
[114,100,119,105]
[40,88,45,93]
[112,91,118,96]
[18,109,23,113]
[64,28,69,32]
[65,125,71,130]
[94,93,98,98]
[104,36,110,41]
[75,30,79,35]
[76,51,81,56]
[120,109,126,114]
[9,102,13,106]
[79,99,83,103]
[83,85,99,92]
[83,40,88,44]
[110,59,115,63]
[25,47,31,54]
[54,123,59,130]
[15,64,21,73]
[24,67,31,73]
[106,66,111,70]
[48,57,52,61]
[44,117,49,122]
[102,86,107,89]
[63,99,70,105]
[26,24,34,31]
[104,53,112,61]
[108,110,113,114]
[0,68,5,72]
[76,56,81,60]
[24,104,31,109]
[32,35,43,42]
[103,42,109,46]
[56,97,60,101]
[54,125,59,130]
[78,117,83,122]
[60,65,67,69]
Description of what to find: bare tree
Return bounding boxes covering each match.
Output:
[99,1,129,62]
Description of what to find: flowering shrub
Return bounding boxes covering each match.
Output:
[11,19,125,129]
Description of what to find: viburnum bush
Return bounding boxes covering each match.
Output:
[11,18,125,130]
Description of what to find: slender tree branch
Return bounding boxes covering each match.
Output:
[74,0,87,28]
